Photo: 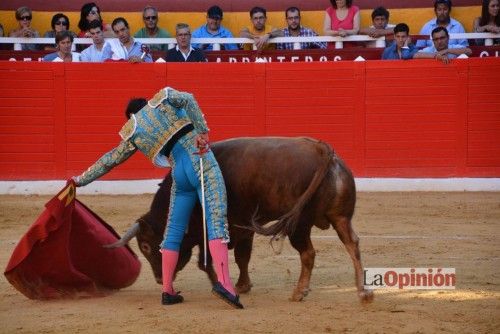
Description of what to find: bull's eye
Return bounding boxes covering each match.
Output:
[140,242,152,255]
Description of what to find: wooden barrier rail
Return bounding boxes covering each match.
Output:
[1,45,499,63]
[1,33,499,51]
[0,58,499,180]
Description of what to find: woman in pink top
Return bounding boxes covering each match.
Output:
[324,0,360,47]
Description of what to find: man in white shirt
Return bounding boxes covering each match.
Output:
[80,20,111,62]
[109,17,152,63]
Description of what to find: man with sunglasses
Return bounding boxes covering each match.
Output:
[9,6,40,50]
[134,6,171,52]
[414,26,471,64]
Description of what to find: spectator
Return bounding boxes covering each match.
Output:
[192,5,238,51]
[43,13,76,50]
[80,20,112,62]
[381,23,418,60]
[360,6,395,47]
[0,23,9,50]
[277,6,326,49]
[416,0,468,48]
[43,31,81,62]
[78,2,113,38]
[323,0,360,47]
[108,17,152,63]
[414,26,472,63]
[9,6,40,51]
[473,0,500,45]
[166,23,207,62]
[134,6,171,52]
[240,6,282,50]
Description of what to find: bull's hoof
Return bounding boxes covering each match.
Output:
[235,282,252,294]
[290,287,310,302]
[359,289,374,303]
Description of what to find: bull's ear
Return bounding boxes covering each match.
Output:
[139,242,152,255]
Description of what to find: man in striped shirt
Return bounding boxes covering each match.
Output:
[277,7,326,50]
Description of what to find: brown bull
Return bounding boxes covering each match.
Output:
[113,137,373,302]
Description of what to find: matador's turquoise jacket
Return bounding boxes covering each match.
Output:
[76,87,209,186]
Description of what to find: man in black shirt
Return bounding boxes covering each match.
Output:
[165,23,207,62]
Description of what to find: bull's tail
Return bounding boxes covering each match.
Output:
[250,141,333,238]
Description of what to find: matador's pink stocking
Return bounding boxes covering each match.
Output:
[161,249,179,295]
[209,238,237,296]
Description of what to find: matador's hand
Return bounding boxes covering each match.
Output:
[70,176,81,187]
[195,133,209,153]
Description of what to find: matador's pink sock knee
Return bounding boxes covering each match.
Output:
[161,249,179,295]
[209,238,237,296]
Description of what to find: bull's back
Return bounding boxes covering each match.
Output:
[211,137,334,223]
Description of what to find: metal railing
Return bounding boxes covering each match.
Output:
[0,33,498,51]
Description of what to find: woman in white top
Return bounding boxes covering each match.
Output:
[43,31,81,62]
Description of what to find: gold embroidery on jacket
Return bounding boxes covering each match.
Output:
[148,89,167,108]
[119,117,136,140]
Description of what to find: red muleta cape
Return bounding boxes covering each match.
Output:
[4,181,141,299]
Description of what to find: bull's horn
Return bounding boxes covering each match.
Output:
[103,222,140,248]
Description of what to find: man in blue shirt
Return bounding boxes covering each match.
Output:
[382,23,418,60]
[416,0,468,48]
[80,20,111,62]
[414,27,472,64]
[191,5,238,51]
[109,17,152,63]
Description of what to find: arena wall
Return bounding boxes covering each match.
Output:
[0,58,499,183]
[0,1,481,42]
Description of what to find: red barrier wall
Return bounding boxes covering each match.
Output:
[0,58,499,180]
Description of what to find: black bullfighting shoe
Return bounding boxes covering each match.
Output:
[212,282,244,309]
[162,291,184,305]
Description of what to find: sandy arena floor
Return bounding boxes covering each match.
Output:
[0,192,499,334]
